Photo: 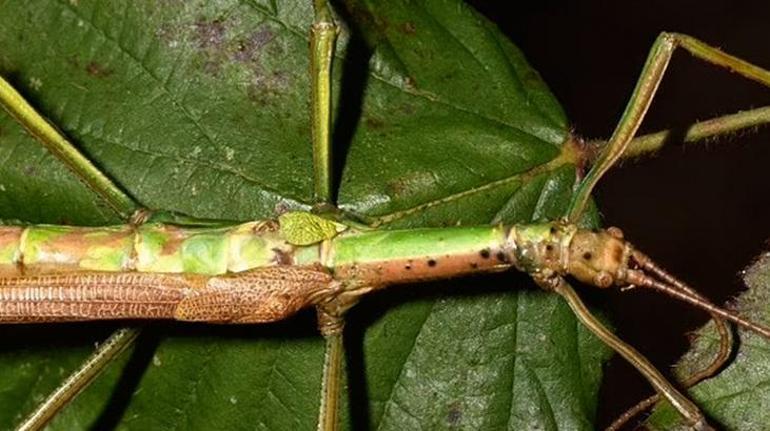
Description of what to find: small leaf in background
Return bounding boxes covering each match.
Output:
[646,252,770,430]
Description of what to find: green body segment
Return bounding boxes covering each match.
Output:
[331,225,507,265]
[0,212,528,289]
[0,220,301,277]
[325,224,515,286]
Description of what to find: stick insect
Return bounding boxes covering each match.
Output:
[1,0,764,428]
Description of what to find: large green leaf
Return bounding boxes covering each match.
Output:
[0,1,610,429]
[646,252,770,430]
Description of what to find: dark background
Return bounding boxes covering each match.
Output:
[466,1,770,428]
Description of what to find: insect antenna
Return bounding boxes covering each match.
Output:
[605,249,734,431]
[626,251,770,339]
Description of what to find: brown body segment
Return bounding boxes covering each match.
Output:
[0,272,188,323]
[175,265,338,323]
[332,250,510,287]
[0,265,336,324]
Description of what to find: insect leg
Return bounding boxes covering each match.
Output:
[0,76,138,220]
[0,74,144,429]
[317,322,345,431]
[567,32,770,222]
[550,276,712,430]
[309,1,345,429]
[310,0,339,206]
[16,328,139,431]
[562,33,770,428]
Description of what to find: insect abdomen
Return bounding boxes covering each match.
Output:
[0,221,297,276]
[0,272,189,322]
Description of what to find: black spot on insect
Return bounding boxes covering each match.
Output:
[405,264,412,270]
[427,259,437,267]
[479,249,490,259]
[583,252,593,260]
[545,244,554,251]
[496,251,509,263]
[550,226,557,234]
[470,262,479,269]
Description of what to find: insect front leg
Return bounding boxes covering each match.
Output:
[545,275,713,431]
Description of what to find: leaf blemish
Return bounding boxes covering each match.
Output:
[193,18,226,50]
[446,401,462,426]
[85,61,113,78]
[233,27,276,63]
[365,116,386,130]
[386,171,437,197]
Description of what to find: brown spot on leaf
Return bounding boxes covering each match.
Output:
[365,116,385,130]
[386,171,437,198]
[233,27,276,63]
[194,19,226,50]
[402,21,416,35]
[247,71,290,106]
[399,103,416,115]
[85,62,113,78]
[404,76,417,91]
[447,401,462,427]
